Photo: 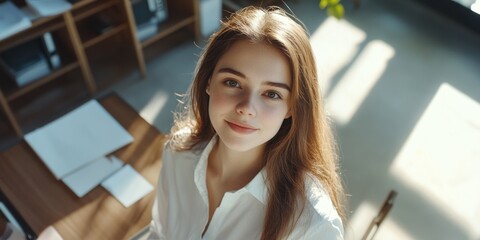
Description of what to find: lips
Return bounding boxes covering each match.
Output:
[225,120,258,134]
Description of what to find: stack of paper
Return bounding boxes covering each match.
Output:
[0,2,32,40]
[102,165,154,208]
[25,100,153,206]
[62,155,124,197]
[25,100,134,179]
[26,0,71,17]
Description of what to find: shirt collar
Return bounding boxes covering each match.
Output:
[244,168,268,204]
[194,135,268,205]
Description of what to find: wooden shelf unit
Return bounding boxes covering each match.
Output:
[0,0,200,150]
[5,62,80,102]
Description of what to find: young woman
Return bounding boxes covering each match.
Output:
[148,6,346,240]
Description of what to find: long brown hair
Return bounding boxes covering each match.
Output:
[171,6,346,239]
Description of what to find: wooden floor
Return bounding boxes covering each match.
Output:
[0,94,166,239]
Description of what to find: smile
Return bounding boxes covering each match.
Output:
[225,120,258,134]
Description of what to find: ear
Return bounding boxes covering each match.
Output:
[285,109,292,119]
[206,79,211,95]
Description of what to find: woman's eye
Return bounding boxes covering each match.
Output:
[266,91,281,99]
[224,79,240,88]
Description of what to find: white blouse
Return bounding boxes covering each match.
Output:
[147,136,344,240]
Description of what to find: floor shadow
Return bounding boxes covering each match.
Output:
[288,0,480,238]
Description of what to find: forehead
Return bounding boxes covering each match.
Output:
[214,40,291,85]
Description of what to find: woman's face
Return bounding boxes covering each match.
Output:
[207,40,292,153]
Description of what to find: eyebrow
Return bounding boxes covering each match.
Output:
[217,67,246,78]
[217,67,291,92]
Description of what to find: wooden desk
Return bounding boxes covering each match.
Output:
[0,94,166,239]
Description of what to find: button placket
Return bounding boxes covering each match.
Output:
[202,190,245,239]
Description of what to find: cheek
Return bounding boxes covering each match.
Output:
[208,89,234,114]
[210,92,226,106]
[260,105,289,124]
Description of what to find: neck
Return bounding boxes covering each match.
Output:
[208,140,265,191]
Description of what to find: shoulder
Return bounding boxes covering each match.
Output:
[304,174,341,220]
[300,174,344,239]
[162,138,207,159]
[161,138,210,164]
[160,139,204,168]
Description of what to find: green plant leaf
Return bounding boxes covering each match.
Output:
[319,0,329,9]
[327,4,345,19]
[327,0,340,5]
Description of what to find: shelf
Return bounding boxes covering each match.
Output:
[0,0,199,140]
[142,27,193,62]
[0,16,65,52]
[71,0,98,10]
[4,62,80,102]
[74,0,119,21]
[83,23,127,48]
[141,15,195,48]
[86,34,138,91]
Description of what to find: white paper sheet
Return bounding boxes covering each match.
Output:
[101,164,153,208]
[26,0,71,16]
[0,1,32,40]
[62,155,124,197]
[25,100,134,179]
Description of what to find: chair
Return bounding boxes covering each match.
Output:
[361,190,398,240]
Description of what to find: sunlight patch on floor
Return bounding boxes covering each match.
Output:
[139,91,168,124]
[325,40,395,125]
[309,17,366,94]
[390,83,480,239]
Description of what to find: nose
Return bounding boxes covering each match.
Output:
[236,94,257,117]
